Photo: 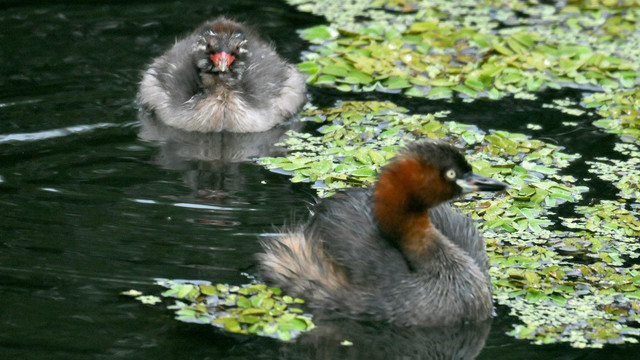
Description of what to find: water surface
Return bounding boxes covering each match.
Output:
[0,1,637,359]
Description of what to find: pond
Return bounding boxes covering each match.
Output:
[0,0,638,359]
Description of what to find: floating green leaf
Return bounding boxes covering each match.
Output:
[126,279,315,341]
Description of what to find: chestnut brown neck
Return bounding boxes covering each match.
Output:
[373,157,453,263]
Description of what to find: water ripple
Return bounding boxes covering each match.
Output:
[0,123,117,144]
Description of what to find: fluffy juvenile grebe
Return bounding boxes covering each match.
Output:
[257,140,508,326]
[138,18,306,133]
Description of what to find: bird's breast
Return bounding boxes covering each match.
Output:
[189,84,252,132]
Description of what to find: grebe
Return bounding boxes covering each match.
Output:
[257,140,508,326]
[138,18,306,133]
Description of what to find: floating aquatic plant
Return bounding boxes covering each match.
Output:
[293,0,639,103]
[542,98,589,117]
[584,88,640,143]
[121,279,315,341]
[486,220,640,347]
[292,0,640,143]
[587,142,640,200]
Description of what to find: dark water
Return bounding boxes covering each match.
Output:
[0,1,637,359]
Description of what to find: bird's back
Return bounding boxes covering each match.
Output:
[305,189,489,283]
[304,189,411,288]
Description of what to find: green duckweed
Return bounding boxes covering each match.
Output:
[121,279,315,341]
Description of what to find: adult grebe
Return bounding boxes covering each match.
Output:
[257,140,508,326]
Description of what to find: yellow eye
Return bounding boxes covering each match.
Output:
[445,169,456,180]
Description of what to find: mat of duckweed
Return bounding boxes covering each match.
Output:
[258,0,640,348]
[292,0,639,142]
[122,279,315,341]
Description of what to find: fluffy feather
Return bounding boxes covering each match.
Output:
[138,18,306,133]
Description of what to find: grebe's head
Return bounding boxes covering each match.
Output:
[194,19,249,73]
[375,140,508,213]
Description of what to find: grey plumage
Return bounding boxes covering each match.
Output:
[257,140,507,326]
[138,18,306,133]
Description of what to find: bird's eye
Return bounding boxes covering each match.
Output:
[445,169,456,180]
